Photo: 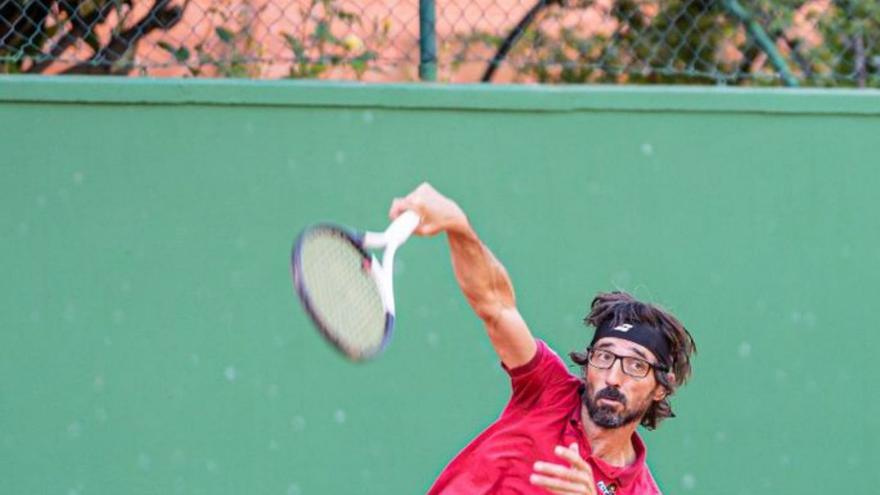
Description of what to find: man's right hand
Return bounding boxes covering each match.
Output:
[389,182,468,237]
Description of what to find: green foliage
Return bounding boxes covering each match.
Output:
[453,0,880,86]
[158,41,190,63]
[147,0,386,79]
[800,0,880,86]
[0,0,182,75]
[282,0,386,80]
[1,0,878,84]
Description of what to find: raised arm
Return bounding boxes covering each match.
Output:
[389,183,537,368]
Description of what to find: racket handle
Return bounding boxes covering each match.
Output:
[385,210,421,247]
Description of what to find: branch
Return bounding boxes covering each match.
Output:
[27,0,122,73]
[0,0,54,52]
[481,0,563,82]
[722,0,799,86]
[854,32,866,88]
[61,0,183,75]
[782,37,813,82]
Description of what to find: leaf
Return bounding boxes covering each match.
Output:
[350,50,377,78]
[215,26,235,44]
[314,21,335,44]
[174,47,190,63]
[158,41,176,54]
[84,33,101,53]
[158,42,190,62]
[44,24,59,39]
[283,33,306,59]
[337,10,359,24]
[197,51,215,66]
[355,51,377,62]
[78,0,98,17]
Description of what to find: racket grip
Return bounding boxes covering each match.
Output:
[385,210,421,246]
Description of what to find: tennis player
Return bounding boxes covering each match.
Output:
[389,183,697,495]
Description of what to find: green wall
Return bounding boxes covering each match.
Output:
[2,76,879,494]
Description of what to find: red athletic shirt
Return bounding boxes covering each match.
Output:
[427,340,662,495]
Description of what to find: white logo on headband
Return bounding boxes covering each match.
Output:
[613,324,633,332]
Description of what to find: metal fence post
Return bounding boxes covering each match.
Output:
[723,0,799,87]
[419,0,437,81]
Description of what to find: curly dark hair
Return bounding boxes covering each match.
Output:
[570,291,697,430]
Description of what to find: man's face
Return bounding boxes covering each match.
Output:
[582,337,667,429]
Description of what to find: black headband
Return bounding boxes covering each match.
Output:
[590,321,671,371]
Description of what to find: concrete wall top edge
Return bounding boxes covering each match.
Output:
[2,75,880,116]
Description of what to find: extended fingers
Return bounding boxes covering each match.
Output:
[533,461,593,485]
[530,473,591,494]
[554,445,592,473]
[529,444,597,495]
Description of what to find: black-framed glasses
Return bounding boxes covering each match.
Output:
[586,347,668,378]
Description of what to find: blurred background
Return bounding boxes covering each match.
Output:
[2,0,880,85]
[2,1,880,495]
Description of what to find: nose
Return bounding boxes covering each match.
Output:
[604,358,626,387]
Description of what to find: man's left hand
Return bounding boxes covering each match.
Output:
[530,443,596,495]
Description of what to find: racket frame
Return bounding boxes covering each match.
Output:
[291,210,419,361]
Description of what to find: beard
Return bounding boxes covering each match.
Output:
[583,383,652,429]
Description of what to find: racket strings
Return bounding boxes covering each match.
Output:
[298,229,387,358]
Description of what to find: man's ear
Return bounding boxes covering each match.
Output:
[653,372,676,401]
[652,387,666,402]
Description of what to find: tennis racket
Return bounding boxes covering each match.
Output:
[291,210,420,361]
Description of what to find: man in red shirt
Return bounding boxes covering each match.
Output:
[389,183,697,495]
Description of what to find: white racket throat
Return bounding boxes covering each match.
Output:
[362,210,420,316]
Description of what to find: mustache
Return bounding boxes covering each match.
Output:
[595,387,627,406]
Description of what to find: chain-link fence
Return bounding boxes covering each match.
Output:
[2,0,879,86]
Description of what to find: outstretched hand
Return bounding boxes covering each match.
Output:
[389,182,468,237]
[530,443,597,495]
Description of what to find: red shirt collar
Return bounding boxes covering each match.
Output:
[567,389,649,487]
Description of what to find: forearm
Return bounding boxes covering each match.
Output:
[446,221,515,323]
[387,182,535,366]
[446,220,536,366]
